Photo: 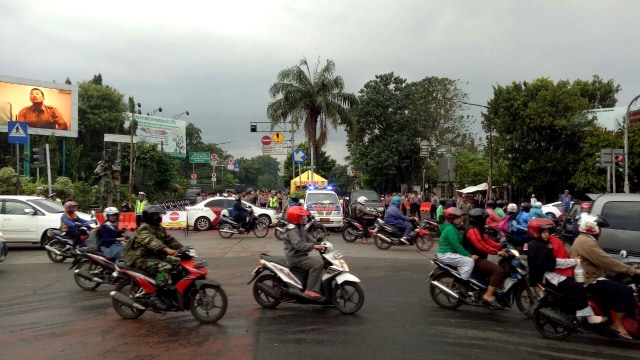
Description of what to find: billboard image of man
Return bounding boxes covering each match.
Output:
[17,87,68,130]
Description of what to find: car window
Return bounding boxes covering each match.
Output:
[4,200,31,215]
[27,198,63,214]
[600,201,640,232]
[306,193,339,205]
[205,199,226,208]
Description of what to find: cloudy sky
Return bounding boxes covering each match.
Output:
[2,0,639,165]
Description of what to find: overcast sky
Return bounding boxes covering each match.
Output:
[2,0,639,165]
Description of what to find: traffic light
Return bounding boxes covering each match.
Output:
[32,147,44,166]
[595,153,603,168]
[250,123,257,133]
[615,155,624,172]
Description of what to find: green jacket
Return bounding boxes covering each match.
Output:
[437,222,471,256]
[123,224,182,267]
[494,207,506,219]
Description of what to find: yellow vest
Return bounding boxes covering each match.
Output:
[135,200,147,214]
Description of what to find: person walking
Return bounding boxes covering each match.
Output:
[560,190,572,215]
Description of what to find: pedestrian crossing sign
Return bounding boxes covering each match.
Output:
[8,121,28,144]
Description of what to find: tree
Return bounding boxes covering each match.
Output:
[267,57,358,163]
[572,75,621,109]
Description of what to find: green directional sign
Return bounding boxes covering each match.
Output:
[189,152,210,164]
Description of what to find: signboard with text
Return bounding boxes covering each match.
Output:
[189,152,210,164]
[125,114,186,158]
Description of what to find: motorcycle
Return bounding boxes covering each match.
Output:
[532,252,640,340]
[274,213,329,241]
[109,246,228,323]
[373,218,435,251]
[44,224,95,263]
[428,243,539,317]
[69,238,129,290]
[247,240,365,314]
[218,206,269,238]
[340,216,378,243]
[421,218,441,238]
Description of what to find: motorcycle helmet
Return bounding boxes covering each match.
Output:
[520,202,532,212]
[468,208,489,228]
[578,214,609,236]
[234,195,241,201]
[506,203,518,213]
[64,201,78,213]
[290,195,300,204]
[142,205,167,226]
[357,196,368,205]
[495,200,505,208]
[580,202,592,212]
[103,206,119,218]
[286,206,310,225]
[390,196,402,206]
[528,218,555,239]
[444,207,463,222]
[486,199,495,208]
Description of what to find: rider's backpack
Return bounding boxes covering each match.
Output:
[85,225,103,250]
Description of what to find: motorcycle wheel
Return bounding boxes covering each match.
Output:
[190,284,228,323]
[112,280,146,319]
[74,259,101,290]
[218,223,235,238]
[374,235,392,250]
[332,281,365,314]
[274,225,286,241]
[253,223,269,238]
[532,307,571,340]
[46,239,68,263]
[253,273,282,308]
[341,226,358,243]
[311,224,328,241]
[429,271,463,309]
[514,285,540,318]
[414,234,434,251]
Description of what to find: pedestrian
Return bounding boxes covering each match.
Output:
[530,193,538,205]
[409,190,421,220]
[33,186,45,198]
[49,192,62,204]
[135,192,148,228]
[560,190,572,215]
[430,192,439,220]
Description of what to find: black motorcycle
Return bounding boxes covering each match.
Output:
[44,224,94,263]
[274,214,328,241]
[373,218,435,251]
[341,216,377,243]
[218,207,269,238]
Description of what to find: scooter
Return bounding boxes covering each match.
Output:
[373,218,434,251]
[218,206,269,238]
[340,216,378,243]
[44,224,95,263]
[274,214,328,241]
[247,240,364,314]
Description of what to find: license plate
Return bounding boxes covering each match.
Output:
[251,266,262,275]
[320,218,330,223]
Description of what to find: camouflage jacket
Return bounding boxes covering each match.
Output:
[123,224,182,267]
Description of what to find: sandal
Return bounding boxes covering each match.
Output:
[612,327,633,340]
[482,297,503,309]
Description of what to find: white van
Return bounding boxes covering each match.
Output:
[303,190,343,229]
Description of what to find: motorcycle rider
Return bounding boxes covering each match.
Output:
[494,200,506,219]
[232,195,250,231]
[123,205,184,310]
[60,200,93,246]
[463,208,507,307]
[437,207,476,281]
[283,206,325,299]
[507,203,528,246]
[99,207,127,260]
[527,218,607,326]
[570,214,640,340]
[529,202,550,219]
[484,199,502,237]
[435,199,446,224]
[353,196,377,244]
[571,202,592,238]
[383,195,415,245]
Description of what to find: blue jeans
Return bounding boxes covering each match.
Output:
[100,242,123,260]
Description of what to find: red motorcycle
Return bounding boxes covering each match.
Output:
[110,246,228,323]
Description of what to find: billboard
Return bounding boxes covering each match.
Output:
[124,113,186,158]
[586,107,626,131]
[0,75,78,137]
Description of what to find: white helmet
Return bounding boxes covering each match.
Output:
[103,207,119,217]
[578,214,601,235]
[506,203,518,213]
[357,196,368,205]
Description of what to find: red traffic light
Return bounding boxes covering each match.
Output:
[615,155,623,163]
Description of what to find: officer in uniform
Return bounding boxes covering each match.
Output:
[17,88,68,130]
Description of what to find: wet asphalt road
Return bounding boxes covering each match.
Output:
[1,230,640,360]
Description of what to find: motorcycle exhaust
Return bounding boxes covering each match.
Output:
[74,269,104,283]
[430,280,460,300]
[219,227,239,233]
[45,244,66,256]
[110,291,146,310]
[256,282,280,299]
[376,232,393,243]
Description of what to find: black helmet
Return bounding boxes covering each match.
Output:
[495,200,504,207]
[486,199,495,208]
[291,196,300,203]
[469,208,489,227]
[520,202,532,212]
[142,205,166,225]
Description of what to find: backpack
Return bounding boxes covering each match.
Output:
[498,216,510,232]
[86,225,103,250]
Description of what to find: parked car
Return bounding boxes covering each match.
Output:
[303,190,343,229]
[0,231,7,262]
[541,201,563,219]
[0,196,92,245]
[584,193,640,257]
[185,197,277,231]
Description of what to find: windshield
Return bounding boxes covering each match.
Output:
[27,198,64,213]
[306,192,339,205]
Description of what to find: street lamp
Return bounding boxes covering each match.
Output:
[461,101,493,201]
[147,107,162,116]
[173,111,190,119]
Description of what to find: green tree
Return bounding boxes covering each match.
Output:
[572,75,621,109]
[267,57,357,163]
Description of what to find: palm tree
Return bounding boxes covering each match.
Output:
[267,57,357,163]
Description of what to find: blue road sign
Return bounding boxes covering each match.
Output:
[234,161,240,169]
[8,122,28,144]
[292,148,306,164]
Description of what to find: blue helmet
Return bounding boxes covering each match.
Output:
[390,196,402,206]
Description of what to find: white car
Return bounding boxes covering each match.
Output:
[541,201,564,219]
[0,196,93,245]
[185,197,278,231]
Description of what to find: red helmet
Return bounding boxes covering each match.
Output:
[527,218,555,239]
[286,206,310,225]
[444,207,463,222]
[580,202,592,212]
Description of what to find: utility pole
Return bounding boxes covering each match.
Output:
[461,101,492,201]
